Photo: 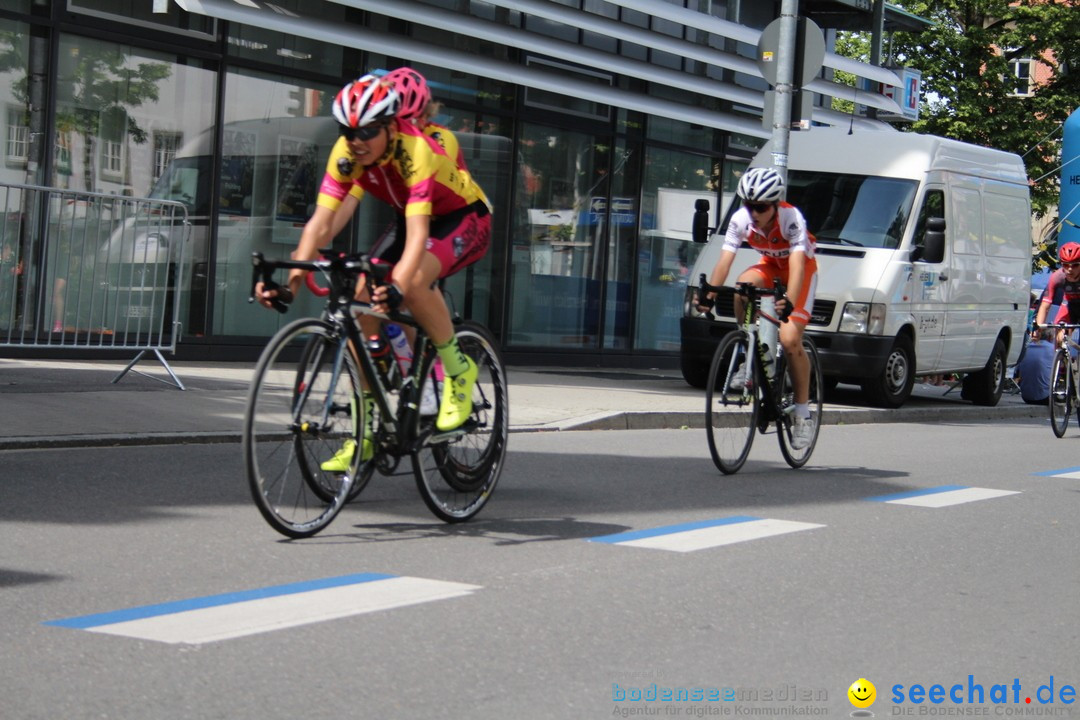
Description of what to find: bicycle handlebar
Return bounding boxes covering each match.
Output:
[247,251,390,314]
[696,274,788,322]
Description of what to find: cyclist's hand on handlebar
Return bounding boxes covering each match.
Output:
[696,292,716,313]
[254,279,295,313]
[371,282,404,314]
[775,294,794,322]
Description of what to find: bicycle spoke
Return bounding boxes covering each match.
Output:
[705,331,758,474]
[243,319,369,538]
[413,322,508,522]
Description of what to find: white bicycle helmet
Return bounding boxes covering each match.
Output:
[737,167,785,203]
[332,74,400,129]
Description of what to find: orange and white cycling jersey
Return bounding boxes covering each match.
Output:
[722,201,817,275]
[316,117,490,218]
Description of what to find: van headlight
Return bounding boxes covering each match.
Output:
[839,302,886,334]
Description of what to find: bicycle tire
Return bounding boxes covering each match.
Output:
[243,318,370,538]
[1049,349,1072,438]
[412,321,509,522]
[705,331,758,474]
[776,337,823,468]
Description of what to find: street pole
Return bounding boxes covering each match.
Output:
[769,0,800,184]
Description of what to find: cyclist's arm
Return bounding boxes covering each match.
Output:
[284,204,338,294]
[784,250,806,312]
[395,212,431,289]
[697,249,737,310]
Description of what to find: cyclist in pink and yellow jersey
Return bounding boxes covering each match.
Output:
[384,66,468,172]
[255,74,491,469]
[696,167,819,449]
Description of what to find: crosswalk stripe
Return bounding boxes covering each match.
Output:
[44,574,481,644]
[589,516,825,552]
[1033,467,1080,479]
[867,485,1020,508]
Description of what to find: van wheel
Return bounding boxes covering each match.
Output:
[861,335,915,408]
[961,338,1006,406]
[680,352,709,389]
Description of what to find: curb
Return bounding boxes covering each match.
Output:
[0,405,1048,451]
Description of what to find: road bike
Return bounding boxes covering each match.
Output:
[697,275,823,474]
[243,251,509,538]
[1037,322,1080,438]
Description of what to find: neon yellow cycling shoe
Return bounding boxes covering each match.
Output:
[436,356,478,432]
[319,437,374,473]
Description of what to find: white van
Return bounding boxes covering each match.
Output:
[681,127,1032,408]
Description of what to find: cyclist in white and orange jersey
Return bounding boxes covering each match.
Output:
[696,167,819,449]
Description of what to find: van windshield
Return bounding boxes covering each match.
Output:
[149,155,212,215]
[785,172,917,250]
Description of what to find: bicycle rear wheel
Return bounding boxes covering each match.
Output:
[777,338,823,468]
[413,322,509,522]
[1049,349,1072,438]
[705,331,758,474]
[244,318,371,538]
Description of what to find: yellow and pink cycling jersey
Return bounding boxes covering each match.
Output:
[423,121,467,172]
[316,117,489,218]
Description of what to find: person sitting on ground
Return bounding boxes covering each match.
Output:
[1015,327,1055,405]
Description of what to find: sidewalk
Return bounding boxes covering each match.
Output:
[0,357,1046,450]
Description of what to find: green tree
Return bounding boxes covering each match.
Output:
[832,1,1080,258]
[56,45,172,191]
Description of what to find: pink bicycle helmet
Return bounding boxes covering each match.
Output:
[384,67,430,120]
[332,74,399,129]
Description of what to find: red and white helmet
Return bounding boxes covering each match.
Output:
[332,74,400,129]
[384,67,430,120]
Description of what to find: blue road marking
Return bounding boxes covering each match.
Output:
[588,516,760,544]
[45,572,396,629]
[865,485,967,503]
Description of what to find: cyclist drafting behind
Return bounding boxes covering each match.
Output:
[254,73,492,468]
[1033,242,1080,344]
[696,167,819,449]
[385,66,468,173]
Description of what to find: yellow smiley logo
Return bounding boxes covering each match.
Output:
[848,678,876,709]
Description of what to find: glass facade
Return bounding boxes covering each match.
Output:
[0,0,783,364]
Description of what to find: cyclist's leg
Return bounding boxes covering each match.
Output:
[403,208,491,431]
[780,271,818,405]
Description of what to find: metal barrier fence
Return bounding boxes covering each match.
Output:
[0,181,191,388]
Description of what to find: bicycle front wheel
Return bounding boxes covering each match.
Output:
[243,318,371,538]
[413,322,509,522]
[1049,349,1072,438]
[777,338,823,468]
[705,331,758,474]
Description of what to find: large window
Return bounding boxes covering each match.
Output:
[783,171,918,250]
[509,123,611,349]
[634,146,720,351]
[212,68,341,338]
[52,34,217,334]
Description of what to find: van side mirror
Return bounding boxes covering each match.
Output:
[692,199,711,244]
[921,216,946,263]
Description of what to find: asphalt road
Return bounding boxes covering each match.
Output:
[2,418,1078,719]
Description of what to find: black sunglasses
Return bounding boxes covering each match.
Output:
[1063,262,1080,270]
[339,123,387,142]
[744,202,773,214]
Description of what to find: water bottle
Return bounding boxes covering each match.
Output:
[386,323,412,376]
[758,295,777,379]
[367,334,394,381]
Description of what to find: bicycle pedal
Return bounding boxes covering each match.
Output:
[428,418,479,442]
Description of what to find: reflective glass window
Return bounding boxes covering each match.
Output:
[634,146,719,350]
[508,123,611,349]
[213,68,342,338]
[50,34,217,336]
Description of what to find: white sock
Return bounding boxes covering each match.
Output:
[795,402,810,419]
